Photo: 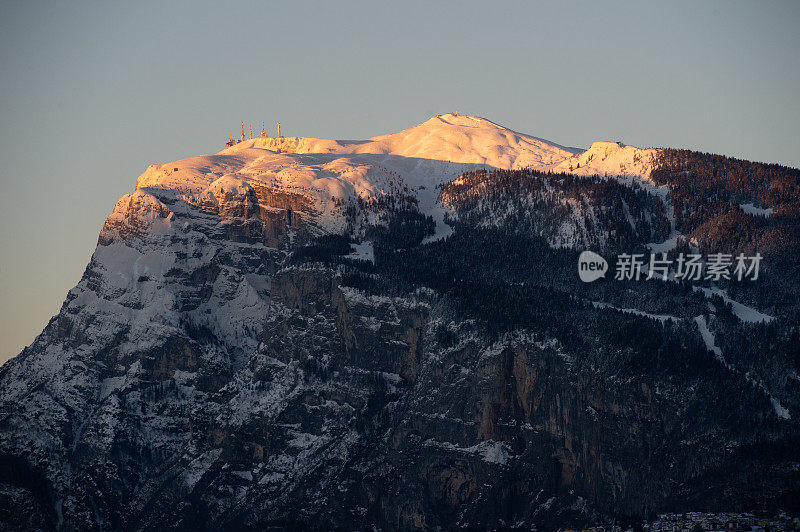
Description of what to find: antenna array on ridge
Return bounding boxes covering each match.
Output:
[225,120,282,148]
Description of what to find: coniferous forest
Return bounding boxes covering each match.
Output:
[291,161,800,471]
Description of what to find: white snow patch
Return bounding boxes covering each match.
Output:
[179,449,222,491]
[647,231,681,253]
[695,286,774,323]
[695,315,790,421]
[740,203,773,217]
[593,301,680,323]
[694,316,723,360]
[347,241,374,263]
[771,397,791,420]
[423,438,512,465]
[232,470,254,481]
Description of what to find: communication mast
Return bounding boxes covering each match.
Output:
[277,122,282,138]
[241,122,245,142]
[261,122,266,138]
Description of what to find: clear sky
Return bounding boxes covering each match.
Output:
[1,0,798,363]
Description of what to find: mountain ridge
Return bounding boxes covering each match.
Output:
[132,113,661,243]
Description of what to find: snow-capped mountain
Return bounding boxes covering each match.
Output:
[1,114,798,530]
[130,113,659,243]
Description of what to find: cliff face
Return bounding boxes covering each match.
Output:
[0,191,602,528]
[2,116,799,530]
[269,269,428,381]
[0,235,786,530]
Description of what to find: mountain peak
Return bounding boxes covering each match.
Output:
[358,114,578,167]
[422,113,505,129]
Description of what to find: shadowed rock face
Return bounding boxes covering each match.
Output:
[2,213,792,530]
[0,183,790,530]
[269,269,428,382]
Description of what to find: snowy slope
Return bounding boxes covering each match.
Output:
[551,140,657,179]
[133,113,659,242]
[223,113,579,169]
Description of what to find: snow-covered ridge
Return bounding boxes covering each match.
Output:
[124,113,661,239]
[551,140,658,179]
[221,113,579,167]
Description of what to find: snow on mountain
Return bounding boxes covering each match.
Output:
[739,202,773,217]
[223,113,579,168]
[695,313,789,420]
[695,286,775,323]
[342,113,580,167]
[546,140,678,253]
[130,113,660,242]
[91,114,672,366]
[551,140,657,179]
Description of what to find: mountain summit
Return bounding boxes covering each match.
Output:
[224,113,579,166]
[134,114,656,239]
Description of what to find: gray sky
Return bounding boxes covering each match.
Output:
[1,0,798,363]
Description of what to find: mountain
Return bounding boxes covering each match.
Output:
[1,114,799,530]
